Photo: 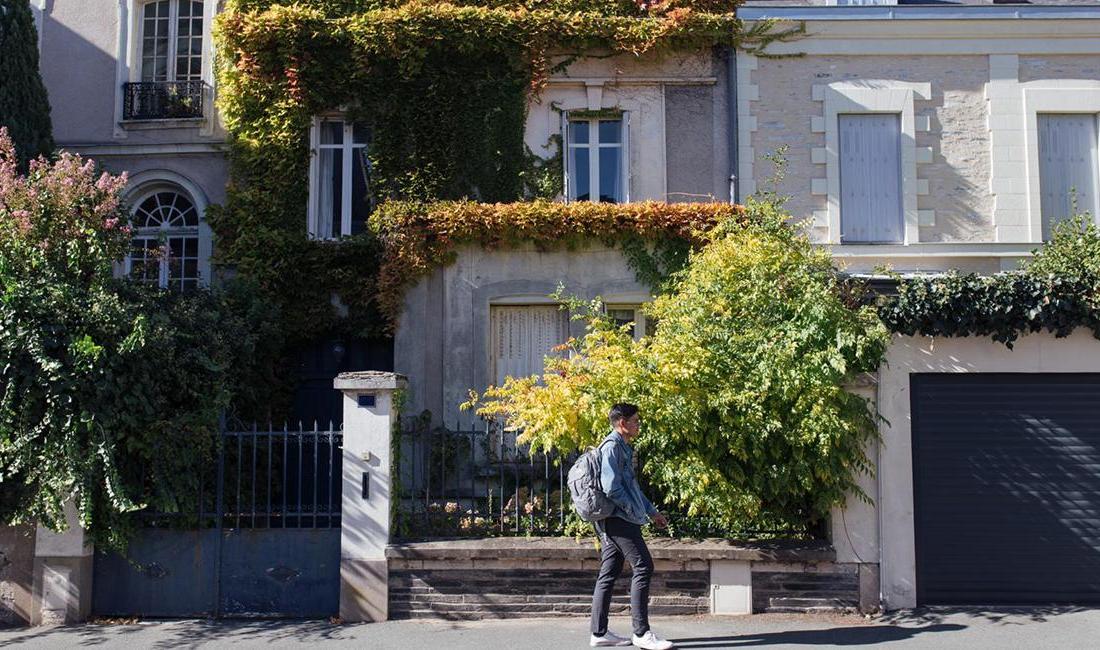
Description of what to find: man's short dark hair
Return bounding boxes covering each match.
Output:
[609,403,639,426]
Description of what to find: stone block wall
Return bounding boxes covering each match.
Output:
[385,537,867,620]
[389,559,710,620]
[751,563,860,613]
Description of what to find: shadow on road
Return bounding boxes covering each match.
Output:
[671,623,965,648]
[880,605,1092,625]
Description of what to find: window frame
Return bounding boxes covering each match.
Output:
[562,111,630,204]
[818,82,926,245]
[604,304,653,342]
[124,186,205,290]
[138,0,204,83]
[307,116,372,240]
[1023,87,1100,242]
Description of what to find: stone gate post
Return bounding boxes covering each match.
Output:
[334,371,406,623]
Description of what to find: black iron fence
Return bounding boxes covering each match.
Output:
[123,80,206,120]
[143,421,343,530]
[394,418,576,539]
[393,418,819,541]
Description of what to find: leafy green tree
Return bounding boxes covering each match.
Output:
[0,130,275,549]
[470,198,889,534]
[0,0,53,169]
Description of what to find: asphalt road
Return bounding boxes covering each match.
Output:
[2,609,1099,649]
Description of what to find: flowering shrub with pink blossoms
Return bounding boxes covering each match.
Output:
[0,129,278,550]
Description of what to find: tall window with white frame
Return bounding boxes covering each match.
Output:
[838,113,904,244]
[1037,113,1100,240]
[310,118,372,239]
[565,114,628,203]
[127,189,202,291]
[141,0,203,82]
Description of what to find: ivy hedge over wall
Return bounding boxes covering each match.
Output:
[878,218,1100,348]
[209,1,802,401]
[371,199,752,322]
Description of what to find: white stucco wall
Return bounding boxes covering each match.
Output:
[395,244,650,422]
[876,329,1100,609]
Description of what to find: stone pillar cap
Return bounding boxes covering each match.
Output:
[333,371,408,391]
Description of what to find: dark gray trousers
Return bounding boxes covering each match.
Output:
[590,516,654,637]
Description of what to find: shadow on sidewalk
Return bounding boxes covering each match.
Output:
[670,622,965,648]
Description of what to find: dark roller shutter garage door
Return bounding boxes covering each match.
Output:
[912,373,1100,605]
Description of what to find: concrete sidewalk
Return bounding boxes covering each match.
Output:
[1,609,1098,649]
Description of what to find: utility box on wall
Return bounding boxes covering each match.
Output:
[710,560,751,615]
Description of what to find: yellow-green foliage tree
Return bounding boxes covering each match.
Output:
[470,199,889,533]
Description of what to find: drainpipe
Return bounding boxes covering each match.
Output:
[726,45,739,204]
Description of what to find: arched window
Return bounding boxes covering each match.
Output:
[127,188,202,290]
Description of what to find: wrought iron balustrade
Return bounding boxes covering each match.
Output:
[123,80,206,121]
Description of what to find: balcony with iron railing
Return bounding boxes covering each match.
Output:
[122,80,207,121]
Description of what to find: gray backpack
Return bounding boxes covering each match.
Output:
[567,441,617,522]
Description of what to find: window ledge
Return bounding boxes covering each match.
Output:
[824,242,1038,258]
[119,117,207,131]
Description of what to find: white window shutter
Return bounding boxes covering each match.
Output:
[490,306,568,386]
[1039,114,1100,240]
[839,114,903,243]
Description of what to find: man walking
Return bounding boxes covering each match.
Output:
[589,403,675,650]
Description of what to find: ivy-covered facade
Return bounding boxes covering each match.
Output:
[26,0,1100,617]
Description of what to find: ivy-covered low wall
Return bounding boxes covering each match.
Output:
[371,199,752,323]
[879,218,1100,348]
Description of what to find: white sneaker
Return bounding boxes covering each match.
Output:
[590,630,632,647]
[632,630,675,650]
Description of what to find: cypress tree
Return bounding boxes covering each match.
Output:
[0,0,54,170]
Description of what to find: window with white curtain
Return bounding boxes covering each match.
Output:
[140,0,204,82]
[838,113,903,244]
[1038,113,1100,240]
[489,305,569,386]
[309,118,372,239]
[565,115,628,203]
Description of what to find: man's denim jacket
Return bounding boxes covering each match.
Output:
[598,430,658,526]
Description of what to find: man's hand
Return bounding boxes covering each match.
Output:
[651,512,668,529]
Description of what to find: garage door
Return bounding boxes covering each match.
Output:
[912,373,1100,605]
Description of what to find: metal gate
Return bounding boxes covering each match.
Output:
[92,424,343,618]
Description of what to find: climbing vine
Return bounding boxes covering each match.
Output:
[209,1,802,399]
[879,217,1100,348]
[371,199,756,322]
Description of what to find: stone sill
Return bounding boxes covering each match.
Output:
[824,242,1037,258]
[119,118,207,131]
[386,537,835,563]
